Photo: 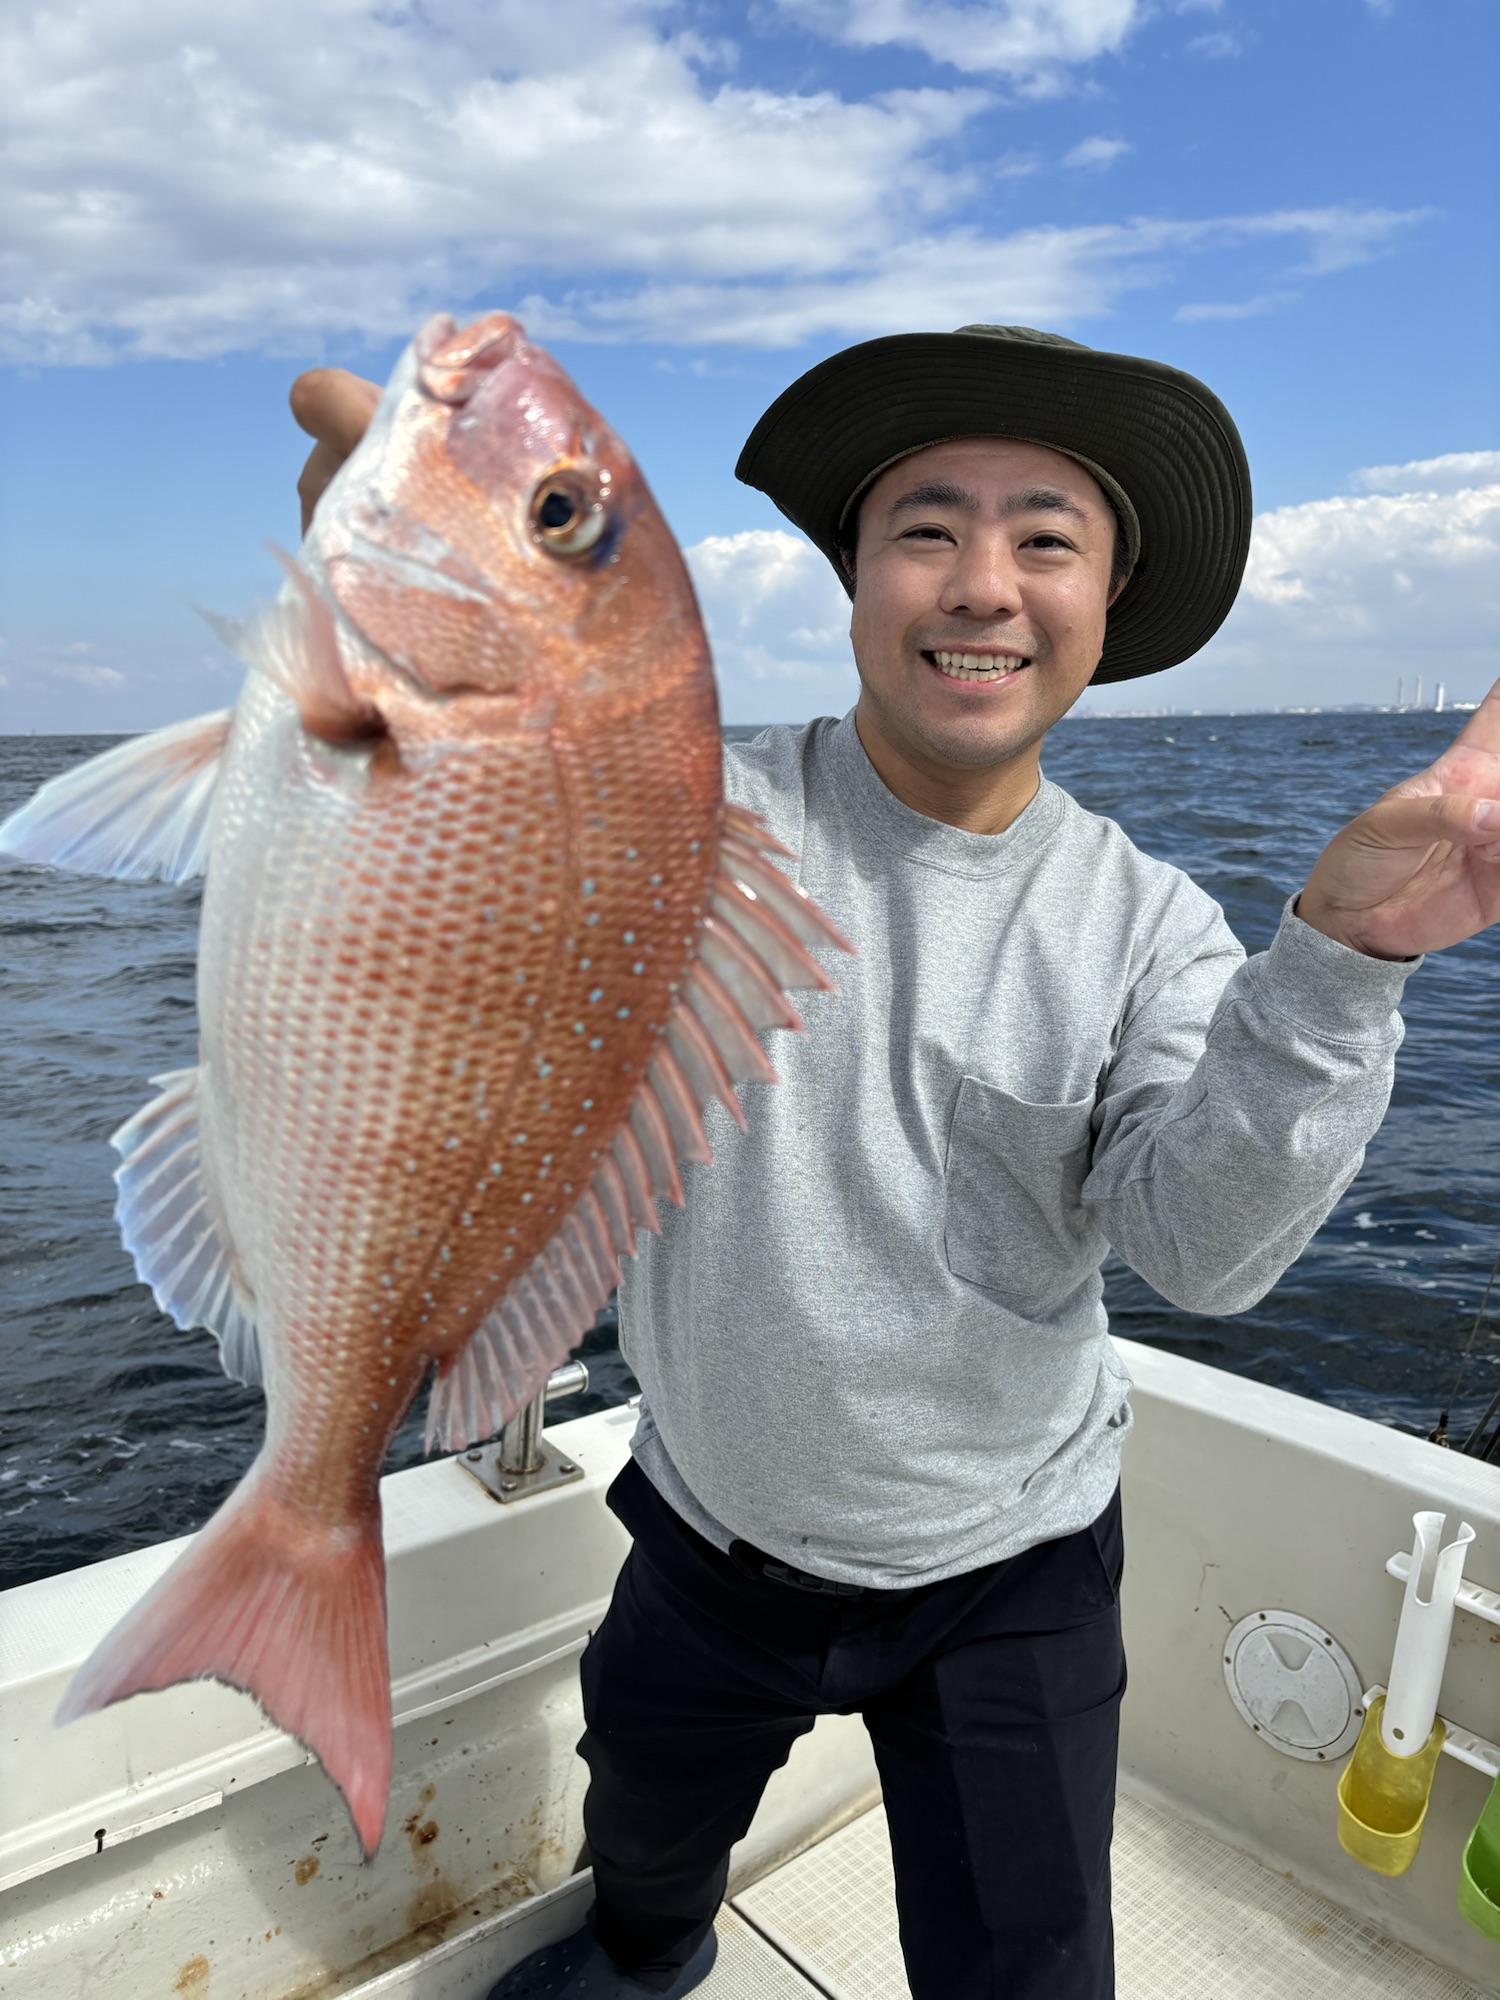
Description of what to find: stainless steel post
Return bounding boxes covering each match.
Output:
[494,1360,591,1481]
[498,1393,546,1477]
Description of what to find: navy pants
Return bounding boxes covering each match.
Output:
[579,1460,1125,1999]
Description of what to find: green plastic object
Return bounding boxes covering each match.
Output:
[1460,1772,1500,1939]
[1337,1694,1446,1877]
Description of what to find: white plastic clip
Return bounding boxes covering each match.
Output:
[1383,1511,1475,1757]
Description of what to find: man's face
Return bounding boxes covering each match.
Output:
[848,436,1122,778]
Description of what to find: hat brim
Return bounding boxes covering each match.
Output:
[734,332,1252,684]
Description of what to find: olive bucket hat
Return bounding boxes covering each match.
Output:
[734,325,1253,684]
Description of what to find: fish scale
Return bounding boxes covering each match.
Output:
[0,309,852,1860]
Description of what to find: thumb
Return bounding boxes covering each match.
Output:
[1357,793,1500,853]
[289,368,381,457]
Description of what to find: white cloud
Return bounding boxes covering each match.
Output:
[1353,451,1500,496]
[1102,453,1500,711]
[686,530,857,723]
[0,5,1428,361]
[1176,290,1294,322]
[1187,30,1242,58]
[54,661,126,688]
[0,0,980,362]
[777,0,1143,86]
[524,207,1422,347]
[1,639,128,697]
[1062,135,1131,170]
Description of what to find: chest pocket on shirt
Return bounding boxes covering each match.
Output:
[943,1079,1102,1319]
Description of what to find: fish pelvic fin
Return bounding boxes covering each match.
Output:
[55,1469,392,1857]
[112,1067,263,1385]
[0,709,231,882]
[425,806,853,1454]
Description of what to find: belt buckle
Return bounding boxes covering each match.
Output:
[763,1559,862,1599]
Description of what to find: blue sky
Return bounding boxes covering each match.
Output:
[1,0,1495,730]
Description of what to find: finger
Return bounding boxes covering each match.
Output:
[1442,671,1500,759]
[289,368,381,456]
[298,438,350,538]
[1357,792,1500,851]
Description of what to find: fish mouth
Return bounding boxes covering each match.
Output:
[416,312,525,406]
[922,649,1030,686]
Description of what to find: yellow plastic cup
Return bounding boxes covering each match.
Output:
[1459,1773,1500,1940]
[1337,1694,1446,1876]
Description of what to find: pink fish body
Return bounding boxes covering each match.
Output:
[0,314,850,1854]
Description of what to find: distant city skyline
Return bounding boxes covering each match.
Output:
[1,1,1495,734]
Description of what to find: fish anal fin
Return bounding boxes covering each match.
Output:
[0,710,231,883]
[111,1068,262,1385]
[56,1471,392,1857]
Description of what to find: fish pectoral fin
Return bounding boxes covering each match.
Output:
[0,709,231,882]
[425,809,855,1458]
[112,1067,263,1386]
[224,547,387,745]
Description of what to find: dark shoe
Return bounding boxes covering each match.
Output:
[485,1918,718,1997]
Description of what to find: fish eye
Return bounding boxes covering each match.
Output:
[531,471,607,556]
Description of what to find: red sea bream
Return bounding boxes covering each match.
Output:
[0,313,851,1855]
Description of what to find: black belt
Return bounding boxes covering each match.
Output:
[728,1538,868,1598]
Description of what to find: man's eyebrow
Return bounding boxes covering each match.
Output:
[883,481,1091,524]
[1001,486,1088,523]
[886,480,980,519]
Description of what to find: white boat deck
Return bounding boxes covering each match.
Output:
[702,1790,1490,2000]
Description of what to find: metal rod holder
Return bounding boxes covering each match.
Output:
[458,1360,590,1506]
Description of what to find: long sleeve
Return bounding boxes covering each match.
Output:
[1085,898,1416,1314]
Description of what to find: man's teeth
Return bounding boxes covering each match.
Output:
[931,651,1025,681]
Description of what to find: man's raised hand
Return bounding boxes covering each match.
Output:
[290,368,382,536]
[1297,678,1500,960]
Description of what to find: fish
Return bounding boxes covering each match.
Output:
[0,311,852,1856]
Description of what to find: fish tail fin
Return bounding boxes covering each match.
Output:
[55,1468,392,1856]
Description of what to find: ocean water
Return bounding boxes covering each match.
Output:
[2,712,1497,1592]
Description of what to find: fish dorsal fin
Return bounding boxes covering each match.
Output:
[0,710,231,882]
[425,807,852,1452]
[111,1068,263,1385]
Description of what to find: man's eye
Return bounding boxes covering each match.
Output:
[903,524,953,542]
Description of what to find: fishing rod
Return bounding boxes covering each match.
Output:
[1431,1241,1500,1454]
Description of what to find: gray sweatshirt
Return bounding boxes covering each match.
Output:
[619,712,1414,1589]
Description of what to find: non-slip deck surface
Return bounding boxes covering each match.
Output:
[713,1791,1490,2000]
[702,1908,843,1998]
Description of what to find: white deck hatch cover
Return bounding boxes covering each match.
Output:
[1222,1609,1365,1762]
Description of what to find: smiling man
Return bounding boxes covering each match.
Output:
[292,325,1500,2000]
[844,437,1131,827]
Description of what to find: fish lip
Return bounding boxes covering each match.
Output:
[415,312,526,405]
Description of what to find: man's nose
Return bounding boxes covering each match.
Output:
[938,532,1024,621]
